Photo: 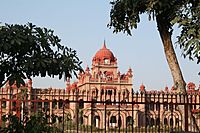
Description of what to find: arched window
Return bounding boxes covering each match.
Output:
[104,59,109,64]
[66,113,71,121]
[103,71,107,78]
[92,90,95,96]
[65,99,70,109]
[122,91,125,96]
[146,118,149,126]
[96,89,98,95]
[58,116,63,123]
[150,101,154,111]
[169,102,173,111]
[175,104,179,110]
[12,101,16,111]
[170,118,173,127]
[31,101,34,110]
[156,118,160,126]
[101,89,104,95]
[38,98,42,109]
[82,90,86,96]
[145,104,150,111]
[58,99,63,109]
[150,118,154,126]
[2,98,6,108]
[46,115,50,123]
[51,114,57,123]
[79,99,84,109]
[164,118,168,125]
[80,116,83,124]
[126,116,133,126]
[110,116,117,123]
[163,102,168,110]
[108,90,112,95]
[93,116,100,127]
[175,118,179,127]
[114,90,116,95]
[176,118,179,124]
[44,99,49,109]
[91,99,97,108]
[52,99,57,109]
[193,105,196,109]
[118,116,122,127]
[156,102,160,111]
[12,101,16,107]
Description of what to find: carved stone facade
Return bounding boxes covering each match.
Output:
[0,43,200,130]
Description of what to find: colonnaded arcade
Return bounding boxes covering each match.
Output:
[1,42,200,131]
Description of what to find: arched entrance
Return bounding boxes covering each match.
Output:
[110,116,117,127]
[150,118,155,127]
[164,118,168,126]
[118,116,122,128]
[170,118,173,127]
[93,115,100,128]
[126,116,133,126]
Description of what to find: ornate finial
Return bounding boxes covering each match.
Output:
[140,83,145,92]
[85,65,90,72]
[66,77,70,89]
[126,67,133,77]
[85,65,91,76]
[187,82,196,90]
[117,71,121,76]
[128,67,132,72]
[165,86,169,91]
[102,39,107,49]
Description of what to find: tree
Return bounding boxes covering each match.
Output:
[0,23,82,88]
[108,0,200,92]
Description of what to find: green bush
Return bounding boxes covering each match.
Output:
[0,112,62,133]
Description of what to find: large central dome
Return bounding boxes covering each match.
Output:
[93,42,116,63]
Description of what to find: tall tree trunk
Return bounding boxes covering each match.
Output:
[156,16,186,93]
[156,15,199,131]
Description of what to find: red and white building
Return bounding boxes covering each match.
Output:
[1,42,200,130]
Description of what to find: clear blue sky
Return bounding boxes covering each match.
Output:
[1,0,199,90]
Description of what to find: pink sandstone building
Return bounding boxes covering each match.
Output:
[0,42,200,131]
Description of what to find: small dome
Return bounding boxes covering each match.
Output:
[93,42,116,63]
[140,84,145,92]
[187,82,196,90]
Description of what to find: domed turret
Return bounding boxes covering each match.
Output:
[93,42,116,64]
[91,41,119,81]
[140,84,146,92]
[187,82,196,90]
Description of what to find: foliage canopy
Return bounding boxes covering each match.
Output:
[109,0,200,64]
[0,23,82,88]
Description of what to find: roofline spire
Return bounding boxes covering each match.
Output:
[103,39,107,49]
